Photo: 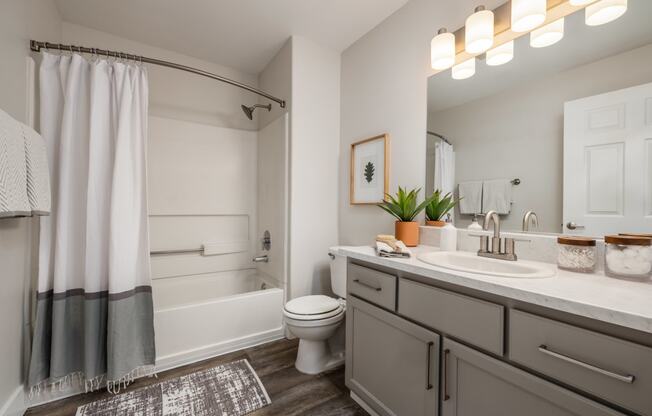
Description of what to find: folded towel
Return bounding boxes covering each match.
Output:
[21,123,50,215]
[482,179,512,215]
[458,181,483,214]
[0,109,30,217]
[376,240,411,258]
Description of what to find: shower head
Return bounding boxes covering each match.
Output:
[241,103,272,120]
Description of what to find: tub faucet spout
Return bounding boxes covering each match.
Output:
[253,255,269,263]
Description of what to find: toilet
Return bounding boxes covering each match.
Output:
[283,248,347,374]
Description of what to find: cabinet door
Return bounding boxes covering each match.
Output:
[346,296,439,416]
[441,338,625,416]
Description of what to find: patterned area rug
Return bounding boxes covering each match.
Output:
[76,359,271,416]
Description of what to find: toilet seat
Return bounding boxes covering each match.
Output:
[283,295,343,321]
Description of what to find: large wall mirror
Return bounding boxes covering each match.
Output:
[426,0,652,237]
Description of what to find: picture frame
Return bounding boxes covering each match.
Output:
[350,134,389,205]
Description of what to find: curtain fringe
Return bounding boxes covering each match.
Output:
[28,365,157,398]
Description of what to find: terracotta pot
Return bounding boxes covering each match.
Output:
[426,220,446,227]
[395,221,419,247]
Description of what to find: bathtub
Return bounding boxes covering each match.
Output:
[152,270,285,371]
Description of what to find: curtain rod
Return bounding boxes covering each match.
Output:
[30,40,286,109]
[427,131,452,146]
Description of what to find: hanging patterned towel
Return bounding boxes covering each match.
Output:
[0,108,30,217]
[21,123,51,215]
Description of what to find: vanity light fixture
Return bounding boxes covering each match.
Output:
[486,40,514,66]
[511,0,547,33]
[530,18,565,48]
[585,0,627,26]
[465,6,495,54]
[431,28,456,70]
[452,58,476,80]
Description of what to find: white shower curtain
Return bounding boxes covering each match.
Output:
[29,52,155,392]
[434,140,455,196]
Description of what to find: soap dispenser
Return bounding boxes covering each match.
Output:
[440,217,458,252]
[468,214,482,231]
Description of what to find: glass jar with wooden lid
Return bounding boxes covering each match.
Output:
[557,236,597,273]
[604,235,652,280]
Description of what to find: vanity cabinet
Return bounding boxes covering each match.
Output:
[441,338,625,416]
[345,295,439,416]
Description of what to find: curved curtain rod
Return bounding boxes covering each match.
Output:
[427,130,452,146]
[30,40,286,109]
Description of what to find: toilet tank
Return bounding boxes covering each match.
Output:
[329,247,347,298]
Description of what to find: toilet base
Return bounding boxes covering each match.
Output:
[295,339,345,374]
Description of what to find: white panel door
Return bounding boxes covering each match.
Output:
[563,82,652,236]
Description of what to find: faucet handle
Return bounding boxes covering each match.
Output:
[468,231,493,238]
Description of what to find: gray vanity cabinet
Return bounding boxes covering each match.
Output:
[441,338,625,416]
[346,295,439,416]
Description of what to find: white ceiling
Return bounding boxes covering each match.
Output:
[54,0,409,74]
[428,0,652,113]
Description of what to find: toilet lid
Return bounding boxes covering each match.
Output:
[284,295,342,319]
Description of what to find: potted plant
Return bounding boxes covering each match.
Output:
[377,187,435,247]
[425,190,461,227]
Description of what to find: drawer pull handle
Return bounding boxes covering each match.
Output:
[538,345,635,384]
[353,279,382,291]
[426,341,434,390]
[443,348,451,401]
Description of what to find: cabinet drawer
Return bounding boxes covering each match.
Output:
[509,310,652,416]
[348,263,397,310]
[398,278,504,355]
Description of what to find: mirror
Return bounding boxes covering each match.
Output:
[426,0,652,236]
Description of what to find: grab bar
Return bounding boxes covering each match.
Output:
[150,247,203,256]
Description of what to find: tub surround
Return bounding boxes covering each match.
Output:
[338,244,652,334]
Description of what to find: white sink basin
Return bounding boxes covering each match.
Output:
[417,251,556,279]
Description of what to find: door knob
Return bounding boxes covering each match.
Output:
[566,222,585,230]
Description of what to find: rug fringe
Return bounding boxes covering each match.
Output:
[29,365,157,397]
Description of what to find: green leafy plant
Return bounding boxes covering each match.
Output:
[425,189,461,222]
[377,187,436,222]
[364,161,375,183]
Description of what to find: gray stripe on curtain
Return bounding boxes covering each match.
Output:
[36,285,153,301]
[28,289,155,387]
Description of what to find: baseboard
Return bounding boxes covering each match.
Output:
[23,328,286,411]
[155,327,285,372]
[0,387,26,416]
[350,391,381,416]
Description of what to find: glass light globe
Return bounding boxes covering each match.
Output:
[530,18,565,48]
[452,58,476,80]
[465,6,495,54]
[511,0,547,33]
[486,41,514,66]
[431,29,456,70]
[585,0,628,26]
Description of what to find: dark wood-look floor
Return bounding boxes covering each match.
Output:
[25,338,369,416]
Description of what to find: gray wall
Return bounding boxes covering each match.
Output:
[0,0,61,411]
[428,43,652,232]
[338,0,504,246]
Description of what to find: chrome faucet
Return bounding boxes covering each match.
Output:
[252,255,269,263]
[477,210,519,261]
[522,210,539,232]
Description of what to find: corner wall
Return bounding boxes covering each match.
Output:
[0,1,62,414]
[339,0,503,245]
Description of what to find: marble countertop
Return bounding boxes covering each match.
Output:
[337,245,652,334]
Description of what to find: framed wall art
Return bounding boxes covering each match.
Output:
[350,134,389,205]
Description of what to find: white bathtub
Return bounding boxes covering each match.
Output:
[152,270,284,371]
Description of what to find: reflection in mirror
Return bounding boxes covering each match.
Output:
[426,0,652,237]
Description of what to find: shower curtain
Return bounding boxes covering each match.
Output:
[28,52,155,392]
[434,140,455,196]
